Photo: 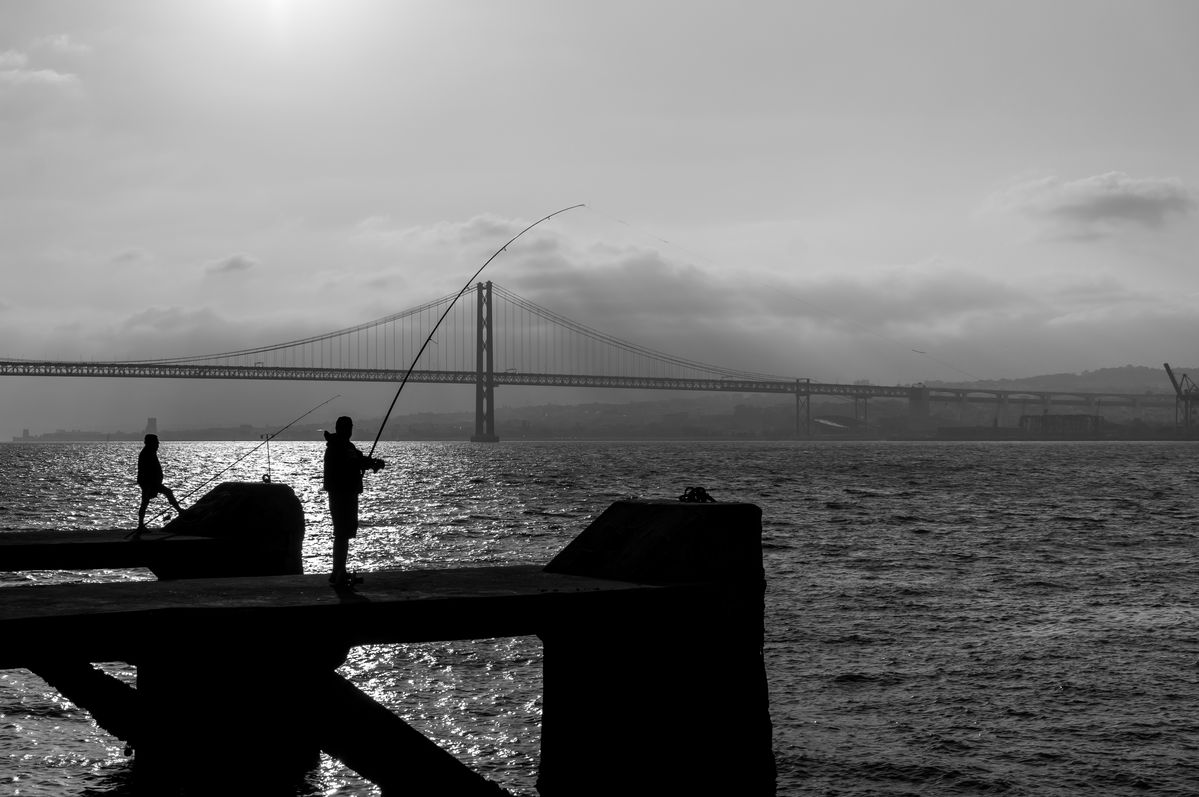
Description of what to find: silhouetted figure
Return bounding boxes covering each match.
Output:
[323,416,384,587]
[136,434,182,535]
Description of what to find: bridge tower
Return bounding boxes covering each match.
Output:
[907,386,931,431]
[795,379,811,438]
[471,281,500,443]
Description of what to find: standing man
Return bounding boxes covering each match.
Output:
[135,434,183,536]
[323,416,385,587]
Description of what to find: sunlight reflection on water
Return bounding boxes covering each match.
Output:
[0,440,644,796]
[5,440,1199,796]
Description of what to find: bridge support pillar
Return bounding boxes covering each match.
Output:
[471,281,500,443]
[908,386,931,432]
[795,379,811,438]
[854,396,869,428]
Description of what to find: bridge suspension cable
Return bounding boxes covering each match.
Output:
[489,283,791,382]
[89,282,794,385]
[120,290,464,367]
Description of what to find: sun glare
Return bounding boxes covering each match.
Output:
[265,0,296,36]
[247,0,383,50]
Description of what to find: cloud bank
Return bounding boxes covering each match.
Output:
[204,253,259,275]
[992,171,1195,239]
[0,35,82,87]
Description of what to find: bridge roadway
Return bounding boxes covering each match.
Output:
[0,358,1176,410]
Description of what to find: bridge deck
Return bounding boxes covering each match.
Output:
[0,359,1173,407]
[0,565,683,669]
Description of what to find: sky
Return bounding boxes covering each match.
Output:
[2,0,1198,437]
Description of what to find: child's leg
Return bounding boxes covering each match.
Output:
[137,491,151,528]
[162,486,182,511]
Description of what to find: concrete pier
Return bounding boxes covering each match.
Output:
[0,528,222,571]
[0,492,775,795]
[539,500,775,796]
[0,481,306,579]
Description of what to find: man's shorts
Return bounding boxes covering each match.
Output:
[328,492,359,539]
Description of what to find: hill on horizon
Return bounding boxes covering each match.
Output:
[928,364,1194,395]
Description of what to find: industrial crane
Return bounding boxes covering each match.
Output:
[1163,363,1198,433]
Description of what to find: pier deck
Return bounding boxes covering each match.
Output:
[0,496,775,795]
[0,564,689,669]
[0,529,218,572]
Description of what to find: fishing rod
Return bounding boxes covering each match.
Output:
[367,203,585,457]
[165,393,342,515]
[261,430,272,483]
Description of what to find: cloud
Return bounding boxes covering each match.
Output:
[352,213,514,252]
[990,172,1195,239]
[342,211,570,309]
[0,36,85,108]
[0,44,82,130]
[483,234,1193,382]
[783,264,1030,332]
[31,34,91,57]
[120,306,225,333]
[0,50,28,68]
[0,37,83,88]
[504,242,1029,341]
[109,305,246,359]
[204,253,258,275]
[108,247,153,267]
[0,66,78,87]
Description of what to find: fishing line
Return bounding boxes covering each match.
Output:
[261,431,272,483]
[367,203,586,457]
[162,393,342,518]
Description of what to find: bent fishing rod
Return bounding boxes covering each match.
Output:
[366,203,585,458]
[165,393,342,515]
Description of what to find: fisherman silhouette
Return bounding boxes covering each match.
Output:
[135,434,182,536]
[323,416,384,588]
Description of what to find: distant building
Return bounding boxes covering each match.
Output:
[1019,414,1105,437]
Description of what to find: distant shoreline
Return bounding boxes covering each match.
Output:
[11,428,1192,444]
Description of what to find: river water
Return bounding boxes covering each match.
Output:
[2,439,1199,796]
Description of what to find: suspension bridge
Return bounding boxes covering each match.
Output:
[0,283,1178,439]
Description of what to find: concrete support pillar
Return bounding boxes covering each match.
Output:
[133,637,334,794]
[538,500,775,796]
[154,482,306,578]
[908,386,930,431]
[29,661,140,747]
[854,396,868,425]
[29,482,308,770]
[135,645,511,795]
[143,482,313,791]
[314,672,509,796]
